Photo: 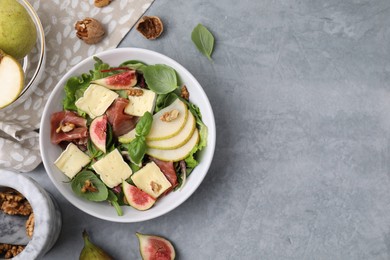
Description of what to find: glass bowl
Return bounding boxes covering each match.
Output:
[0,0,46,112]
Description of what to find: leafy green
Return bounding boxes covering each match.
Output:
[107,190,123,216]
[191,23,215,61]
[143,64,178,94]
[187,102,208,151]
[154,94,167,113]
[63,73,91,112]
[185,145,200,169]
[120,60,148,73]
[126,137,146,165]
[63,57,112,114]
[71,171,108,202]
[91,56,111,80]
[117,90,129,98]
[123,112,153,164]
[87,139,104,160]
[135,111,153,136]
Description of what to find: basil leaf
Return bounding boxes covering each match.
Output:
[155,93,179,113]
[144,64,178,94]
[120,60,148,73]
[155,94,167,113]
[127,137,147,165]
[135,111,153,137]
[191,24,215,61]
[71,171,108,202]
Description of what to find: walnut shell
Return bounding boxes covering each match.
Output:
[75,18,105,44]
[94,0,111,8]
[136,16,164,40]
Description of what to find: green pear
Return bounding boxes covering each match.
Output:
[0,50,24,108]
[0,0,37,60]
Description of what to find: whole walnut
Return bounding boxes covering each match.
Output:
[75,18,105,44]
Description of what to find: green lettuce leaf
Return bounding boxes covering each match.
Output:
[63,73,92,113]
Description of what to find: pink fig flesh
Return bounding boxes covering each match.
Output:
[93,70,137,89]
[136,233,176,260]
[89,115,107,153]
[123,181,155,211]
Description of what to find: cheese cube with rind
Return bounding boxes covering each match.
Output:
[131,161,172,198]
[92,149,133,188]
[54,143,91,179]
[124,87,156,117]
[75,84,119,119]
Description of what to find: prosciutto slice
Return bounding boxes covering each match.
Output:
[150,157,178,188]
[50,111,88,144]
[106,97,138,137]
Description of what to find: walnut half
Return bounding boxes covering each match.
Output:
[136,16,164,40]
[75,18,105,44]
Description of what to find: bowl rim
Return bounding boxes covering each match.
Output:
[18,0,46,97]
[0,0,46,111]
[39,47,216,222]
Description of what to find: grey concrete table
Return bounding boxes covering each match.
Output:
[30,0,390,259]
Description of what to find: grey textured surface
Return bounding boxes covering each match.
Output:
[30,0,390,259]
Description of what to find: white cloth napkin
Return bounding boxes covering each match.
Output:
[0,0,154,172]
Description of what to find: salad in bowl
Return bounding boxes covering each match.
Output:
[40,48,215,222]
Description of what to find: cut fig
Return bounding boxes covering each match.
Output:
[92,70,137,90]
[122,181,155,211]
[89,115,107,153]
[136,233,176,260]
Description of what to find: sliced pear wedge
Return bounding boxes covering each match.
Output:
[118,128,136,144]
[146,111,196,149]
[0,51,24,109]
[147,99,188,141]
[146,128,199,162]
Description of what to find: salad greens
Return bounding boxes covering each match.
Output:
[191,23,215,61]
[57,57,208,215]
[71,170,108,202]
[143,64,178,94]
[122,111,153,165]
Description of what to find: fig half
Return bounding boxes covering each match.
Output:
[92,70,137,90]
[136,233,176,260]
[89,115,107,153]
[122,181,156,211]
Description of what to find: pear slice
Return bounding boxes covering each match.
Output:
[118,128,136,144]
[0,51,24,109]
[146,128,199,162]
[146,111,196,149]
[147,99,188,141]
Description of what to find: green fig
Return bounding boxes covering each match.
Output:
[79,230,113,260]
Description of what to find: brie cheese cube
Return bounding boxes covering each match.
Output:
[54,143,91,179]
[92,149,132,188]
[131,161,172,198]
[124,88,156,117]
[75,84,118,119]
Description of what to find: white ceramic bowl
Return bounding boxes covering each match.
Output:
[40,48,216,222]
